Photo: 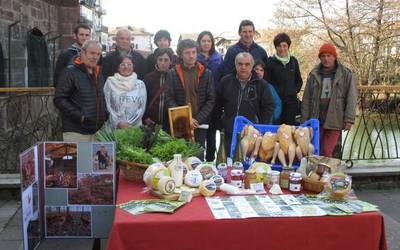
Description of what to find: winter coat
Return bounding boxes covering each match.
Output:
[197,51,224,88]
[165,63,216,124]
[54,57,109,134]
[301,61,358,130]
[0,42,5,87]
[215,73,275,134]
[265,55,302,100]
[54,44,80,86]
[143,70,169,130]
[102,48,147,80]
[104,72,147,128]
[223,41,268,76]
[27,28,50,87]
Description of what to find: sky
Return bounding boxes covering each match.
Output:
[102,0,280,46]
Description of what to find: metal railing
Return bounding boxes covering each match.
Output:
[0,87,62,173]
[342,86,400,163]
[0,85,399,173]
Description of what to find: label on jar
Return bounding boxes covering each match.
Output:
[280,179,289,189]
[289,183,301,192]
[217,163,228,180]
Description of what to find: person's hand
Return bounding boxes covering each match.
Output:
[343,122,353,131]
[144,118,155,126]
[191,119,199,129]
[117,121,130,129]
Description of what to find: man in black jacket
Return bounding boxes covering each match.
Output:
[102,29,147,80]
[165,39,215,153]
[216,52,274,153]
[53,24,91,85]
[54,40,108,142]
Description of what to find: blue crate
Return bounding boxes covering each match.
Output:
[229,116,320,171]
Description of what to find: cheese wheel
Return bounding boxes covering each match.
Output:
[210,175,224,189]
[158,176,176,194]
[151,167,170,190]
[185,157,202,169]
[199,180,217,197]
[196,163,218,180]
[143,163,165,187]
[184,170,203,187]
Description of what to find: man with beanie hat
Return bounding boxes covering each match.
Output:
[147,29,178,72]
[301,43,358,157]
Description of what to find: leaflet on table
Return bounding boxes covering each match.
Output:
[117,199,186,215]
[206,194,379,219]
[206,195,327,219]
[303,195,379,215]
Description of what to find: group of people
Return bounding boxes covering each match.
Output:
[53,20,357,160]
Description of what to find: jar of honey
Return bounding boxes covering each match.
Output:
[280,167,294,189]
[244,170,257,189]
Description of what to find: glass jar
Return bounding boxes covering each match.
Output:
[244,170,257,189]
[280,167,295,189]
[231,169,244,188]
[289,172,302,193]
[267,170,280,189]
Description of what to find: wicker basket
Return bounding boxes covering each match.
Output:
[117,160,148,182]
[302,177,325,193]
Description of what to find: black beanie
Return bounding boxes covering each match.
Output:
[154,30,171,45]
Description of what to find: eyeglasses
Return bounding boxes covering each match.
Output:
[120,63,133,68]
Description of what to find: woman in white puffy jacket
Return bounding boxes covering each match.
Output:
[104,55,147,128]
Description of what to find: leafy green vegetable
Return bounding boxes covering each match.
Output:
[117,147,154,165]
[96,125,203,164]
[114,127,144,149]
[150,138,203,162]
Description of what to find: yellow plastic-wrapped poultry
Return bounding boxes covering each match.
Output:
[294,127,315,160]
[258,132,278,162]
[240,125,261,158]
[277,124,296,167]
[277,124,295,154]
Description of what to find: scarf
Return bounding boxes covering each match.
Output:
[274,53,291,65]
[107,73,137,92]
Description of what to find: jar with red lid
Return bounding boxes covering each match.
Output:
[231,169,243,188]
[289,172,302,193]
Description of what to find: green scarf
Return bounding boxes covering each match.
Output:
[274,53,291,65]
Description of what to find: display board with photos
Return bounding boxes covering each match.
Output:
[19,141,116,250]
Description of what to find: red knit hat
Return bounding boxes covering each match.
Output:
[319,43,337,58]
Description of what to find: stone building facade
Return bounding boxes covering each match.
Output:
[0,0,105,87]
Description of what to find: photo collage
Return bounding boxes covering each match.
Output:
[20,146,41,250]
[20,141,116,249]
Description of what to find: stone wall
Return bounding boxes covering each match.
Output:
[0,0,82,88]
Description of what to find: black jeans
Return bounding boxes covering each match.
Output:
[205,124,217,162]
[194,128,207,161]
[280,97,300,125]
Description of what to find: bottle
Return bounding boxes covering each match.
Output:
[168,154,184,187]
[233,133,243,163]
[216,130,227,165]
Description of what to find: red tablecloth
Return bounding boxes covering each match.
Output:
[107,174,387,250]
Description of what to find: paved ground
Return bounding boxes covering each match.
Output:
[1,189,399,250]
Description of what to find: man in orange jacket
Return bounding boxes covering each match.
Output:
[165,39,216,157]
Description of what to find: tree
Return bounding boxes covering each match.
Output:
[273,0,400,85]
